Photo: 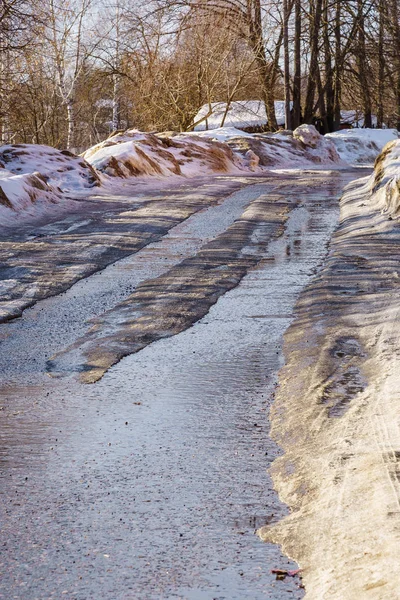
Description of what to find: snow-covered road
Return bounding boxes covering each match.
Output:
[0,170,364,599]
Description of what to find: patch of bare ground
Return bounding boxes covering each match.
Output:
[258,173,400,598]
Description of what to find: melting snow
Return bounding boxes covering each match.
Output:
[325,129,399,165]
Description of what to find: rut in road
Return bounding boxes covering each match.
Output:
[0,176,250,323]
[47,192,292,382]
[0,180,278,382]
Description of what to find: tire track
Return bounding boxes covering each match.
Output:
[0,177,251,323]
[47,192,293,382]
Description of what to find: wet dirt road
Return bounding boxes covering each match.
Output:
[0,170,364,599]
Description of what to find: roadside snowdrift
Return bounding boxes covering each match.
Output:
[222,124,342,168]
[326,128,398,164]
[84,125,342,178]
[260,154,400,600]
[82,130,246,177]
[0,169,61,215]
[369,139,400,218]
[0,144,100,223]
[0,144,100,192]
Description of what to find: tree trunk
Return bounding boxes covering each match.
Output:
[356,0,372,128]
[66,98,75,152]
[392,0,400,130]
[292,0,302,128]
[323,0,334,132]
[333,0,341,130]
[0,37,12,144]
[112,0,121,132]
[377,0,385,128]
[304,0,323,123]
[316,63,328,132]
[247,0,279,131]
[112,74,121,132]
[283,0,292,129]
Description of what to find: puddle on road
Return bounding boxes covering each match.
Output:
[0,172,360,599]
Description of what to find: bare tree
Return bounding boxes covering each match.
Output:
[46,0,105,150]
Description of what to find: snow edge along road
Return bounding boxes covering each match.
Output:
[47,189,295,383]
[259,173,400,598]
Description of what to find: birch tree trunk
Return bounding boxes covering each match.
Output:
[66,98,75,152]
[112,0,121,132]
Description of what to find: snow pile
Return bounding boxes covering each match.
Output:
[0,168,63,222]
[226,125,342,168]
[186,126,254,142]
[369,139,400,218]
[83,130,246,178]
[293,124,324,147]
[0,144,100,193]
[193,100,290,131]
[325,129,398,165]
[0,143,101,224]
[84,125,342,180]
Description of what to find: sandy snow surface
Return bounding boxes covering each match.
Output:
[258,144,400,599]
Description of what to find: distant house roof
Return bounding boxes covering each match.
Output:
[193,100,288,131]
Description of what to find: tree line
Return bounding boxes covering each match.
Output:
[1,0,399,151]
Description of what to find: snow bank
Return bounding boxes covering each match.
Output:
[0,168,63,223]
[0,143,101,224]
[325,128,398,164]
[369,139,400,218]
[83,130,247,178]
[226,124,342,168]
[0,144,100,193]
[0,124,348,225]
[83,125,342,181]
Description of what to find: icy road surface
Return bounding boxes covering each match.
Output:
[0,171,365,599]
